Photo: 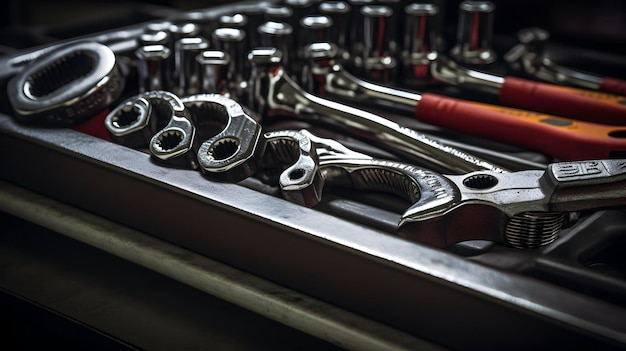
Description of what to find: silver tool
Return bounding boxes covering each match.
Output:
[401,3,440,86]
[135,44,171,92]
[346,0,374,63]
[196,50,231,95]
[174,37,210,96]
[185,94,265,182]
[449,1,497,65]
[219,13,248,28]
[211,27,248,97]
[8,41,125,126]
[298,15,333,59]
[138,29,170,47]
[357,5,398,82]
[246,47,504,174]
[257,21,295,69]
[504,27,626,96]
[265,6,294,22]
[261,130,323,207]
[105,90,194,169]
[302,42,545,170]
[399,159,626,248]
[267,130,626,249]
[318,1,351,60]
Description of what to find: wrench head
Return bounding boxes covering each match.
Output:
[189,94,265,182]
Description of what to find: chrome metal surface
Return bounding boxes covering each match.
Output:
[449,1,497,65]
[247,47,505,174]
[431,55,504,94]
[7,41,124,126]
[504,27,604,90]
[187,93,265,182]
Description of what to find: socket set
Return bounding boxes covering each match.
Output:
[1,0,626,348]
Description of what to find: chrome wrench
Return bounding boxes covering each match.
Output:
[245,47,504,174]
[264,130,626,249]
[305,42,626,161]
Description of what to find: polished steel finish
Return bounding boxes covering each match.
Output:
[358,5,398,81]
[139,30,170,46]
[401,159,626,248]
[450,1,497,65]
[318,1,351,53]
[136,44,171,92]
[175,37,210,96]
[262,130,323,207]
[7,41,124,126]
[257,21,295,67]
[188,94,264,182]
[305,42,422,108]
[504,27,603,90]
[431,55,504,94]
[402,3,440,84]
[247,47,503,174]
[211,27,248,96]
[196,50,231,95]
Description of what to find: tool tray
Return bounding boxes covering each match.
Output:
[1,1,625,349]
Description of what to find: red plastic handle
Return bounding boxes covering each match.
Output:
[415,92,626,160]
[73,109,113,141]
[600,77,626,97]
[499,76,626,125]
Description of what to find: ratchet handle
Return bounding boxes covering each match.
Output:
[415,93,626,160]
[499,76,626,125]
[599,77,626,97]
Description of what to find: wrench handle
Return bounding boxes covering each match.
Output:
[599,77,626,97]
[415,93,626,160]
[499,76,626,125]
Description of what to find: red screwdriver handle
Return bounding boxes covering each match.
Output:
[498,76,626,125]
[415,92,626,160]
[600,77,626,97]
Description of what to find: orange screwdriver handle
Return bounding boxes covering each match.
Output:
[600,77,626,97]
[499,76,626,125]
[415,92,626,160]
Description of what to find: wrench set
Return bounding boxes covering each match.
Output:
[1,0,626,348]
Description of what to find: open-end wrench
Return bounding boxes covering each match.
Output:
[504,27,626,97]
[245,47,505,174]
[264,130,626,249]
[305,42,626,161]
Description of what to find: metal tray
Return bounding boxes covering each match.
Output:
[1,1,626,349]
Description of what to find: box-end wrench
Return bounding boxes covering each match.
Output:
[245,47,505,174]
[504,27,626,97]
[305,42,626,161]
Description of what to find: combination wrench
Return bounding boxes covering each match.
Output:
[245,47,505,174]
[262,129,626,249]
[304,42,626,161]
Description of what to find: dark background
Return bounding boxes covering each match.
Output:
[1,0,625,55]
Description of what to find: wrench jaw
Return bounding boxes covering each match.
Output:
[191,94,265,183]
[262,130,324,207]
